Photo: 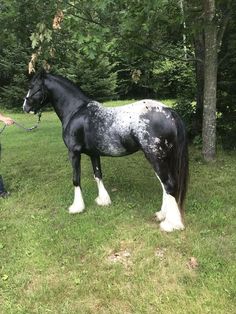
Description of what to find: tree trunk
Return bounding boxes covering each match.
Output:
[202,0,218,161]
[179,0,187,59]
[193,31,205,136]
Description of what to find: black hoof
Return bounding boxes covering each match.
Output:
[0,191,10,198]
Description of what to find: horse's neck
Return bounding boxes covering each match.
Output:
[45,76,88,125]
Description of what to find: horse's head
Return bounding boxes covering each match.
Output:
[23,69,48,114]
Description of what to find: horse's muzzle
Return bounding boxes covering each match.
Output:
[23,107,30,113]
[23,100,34,114]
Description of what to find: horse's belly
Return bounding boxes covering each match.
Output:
[95,134,139,157]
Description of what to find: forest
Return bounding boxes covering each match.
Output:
[0,0,235,159]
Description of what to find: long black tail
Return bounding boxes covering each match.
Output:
[172,111,189,215]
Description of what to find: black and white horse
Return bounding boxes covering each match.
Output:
[23,70,188,232]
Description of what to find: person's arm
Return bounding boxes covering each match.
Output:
[0,113,14,125]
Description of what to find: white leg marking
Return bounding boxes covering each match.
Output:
[95,178,111,206]
[155,174,167,222]
[68,186,85,214]
[155,173,184,232]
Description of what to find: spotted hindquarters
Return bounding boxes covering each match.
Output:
[137,106,188,232]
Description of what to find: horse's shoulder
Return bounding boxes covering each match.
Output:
[86,101,112,119]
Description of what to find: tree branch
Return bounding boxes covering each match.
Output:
[217,3,232,49]
[133,42,203,63]
[218,53,230,67]
[64,0,203,63]
[66,1,105,28]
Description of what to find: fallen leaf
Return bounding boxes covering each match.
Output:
[108,249,132,266]
[187,257,199,269]
[155,247,167,259]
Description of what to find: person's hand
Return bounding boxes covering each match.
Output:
[2,117,14,125]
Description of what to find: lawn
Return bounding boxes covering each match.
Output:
[0,101,235,313]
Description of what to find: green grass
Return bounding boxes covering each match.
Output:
[104,99,175,107]
[0,102,235,314]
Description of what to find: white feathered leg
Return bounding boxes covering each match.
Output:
[155,173,184,232]
[95,178,111,206]
[68,186,85,213]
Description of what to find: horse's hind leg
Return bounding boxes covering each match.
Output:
[154,174,167,222]
[90,156,111,206]
[147,156,184,232]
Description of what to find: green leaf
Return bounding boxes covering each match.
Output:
[45,30,52,42]
[32,38,38,49]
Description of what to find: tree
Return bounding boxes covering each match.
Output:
[185,0,232,160]
[201,0,218,161]
[202,0,232,160]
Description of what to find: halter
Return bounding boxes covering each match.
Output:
[24,83,47,106]
[24,88,41,100]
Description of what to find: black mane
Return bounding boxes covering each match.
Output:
[48,73,91,102]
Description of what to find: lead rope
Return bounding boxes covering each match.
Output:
[0,112,42,134]
[0,124,6,135]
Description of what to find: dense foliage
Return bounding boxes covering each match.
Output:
[0,0,235,148]
[217,1,236,149]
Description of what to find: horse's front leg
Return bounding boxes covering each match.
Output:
[90,156,111,206]
[68,151,85,214]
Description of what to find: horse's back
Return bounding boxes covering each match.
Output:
[107,99,167,114]
[109,99,178,142]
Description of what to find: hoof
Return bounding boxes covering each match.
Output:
[95,196,111,206]
[160,220,185,232]
[68,204,85,214]
[155,210,166,222]
[0,191,10,198]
